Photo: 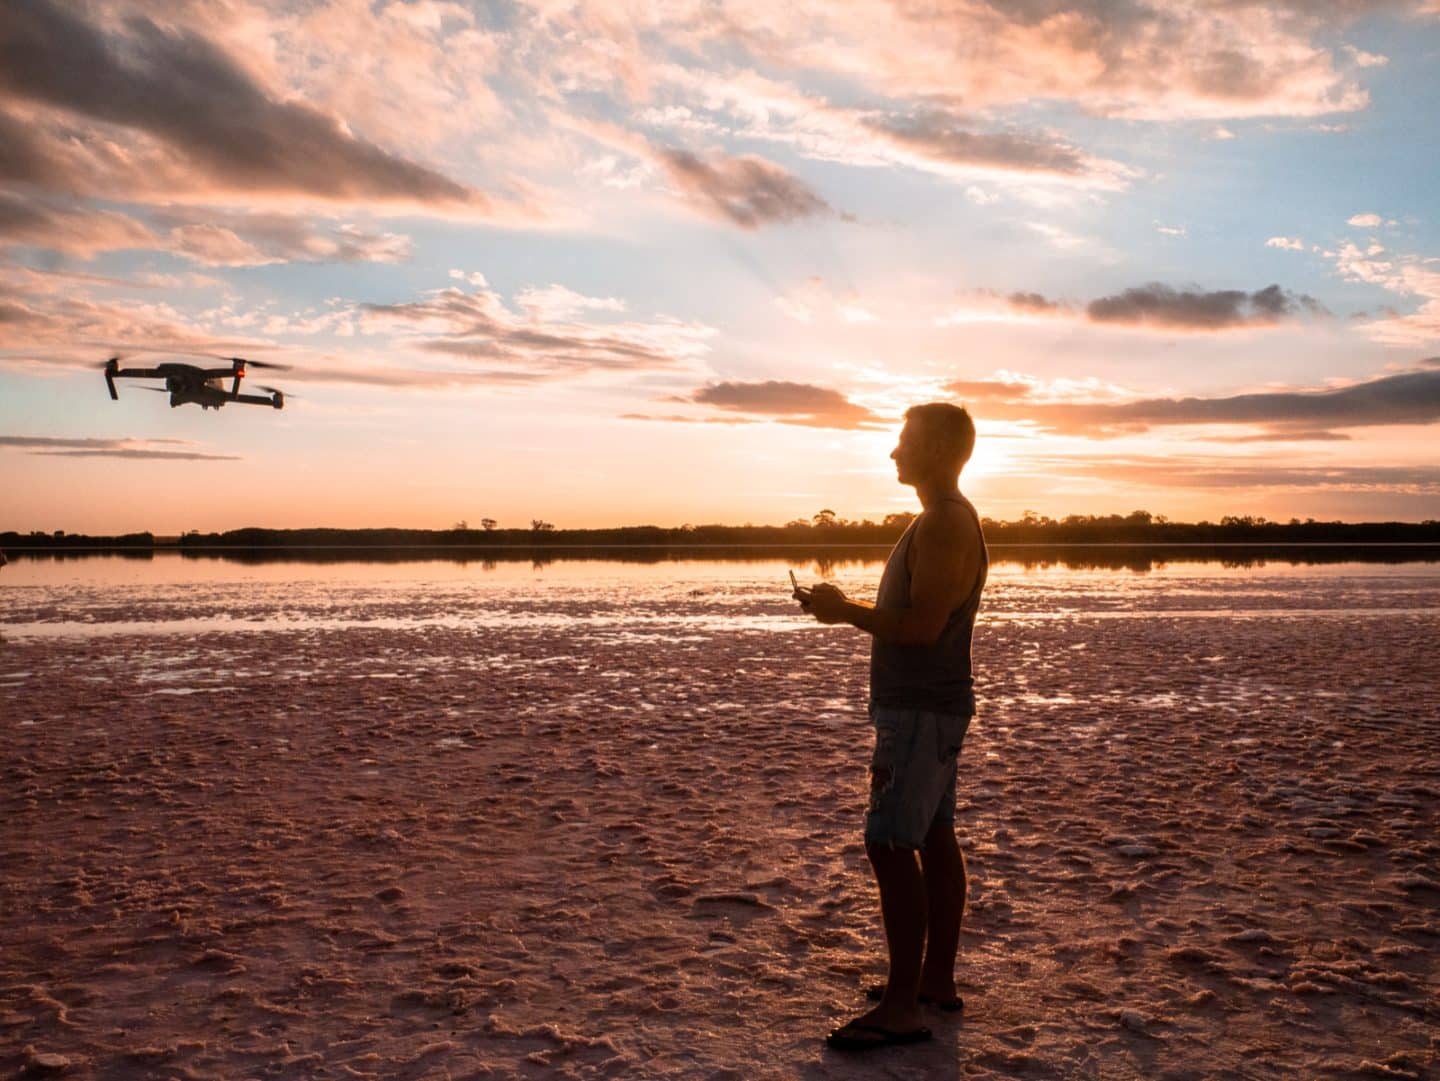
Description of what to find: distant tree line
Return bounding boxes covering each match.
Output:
[5,512,1439,553]
[1,530,155,551]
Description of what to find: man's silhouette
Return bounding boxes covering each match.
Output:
[798,402,988,1052]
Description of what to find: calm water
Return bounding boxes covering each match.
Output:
[3,549,1438,639]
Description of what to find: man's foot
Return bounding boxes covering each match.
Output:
[864,982,965,1012]
[825,1020,933,1052]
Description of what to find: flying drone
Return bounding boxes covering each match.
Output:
[103,353,291,411]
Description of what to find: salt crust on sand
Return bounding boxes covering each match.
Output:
[2,565,1438,1079]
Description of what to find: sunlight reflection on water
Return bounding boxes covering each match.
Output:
[2,553,1438,640]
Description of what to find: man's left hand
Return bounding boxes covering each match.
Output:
[807,582,849,624]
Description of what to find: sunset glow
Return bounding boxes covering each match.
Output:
[2,1,1438,532]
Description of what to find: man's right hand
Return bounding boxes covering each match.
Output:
[807,582,851,624]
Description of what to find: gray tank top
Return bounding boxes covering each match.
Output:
[868,494,988,715]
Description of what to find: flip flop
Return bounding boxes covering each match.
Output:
[865,983,965,1012]
[825,1021,933,1052]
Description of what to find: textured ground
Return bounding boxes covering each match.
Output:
[2,558,1438,1080]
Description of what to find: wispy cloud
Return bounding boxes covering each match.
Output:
[1325,240,1440,346]
[0,192,155,256]
[858,110,1124,184]
[954,364,1440,438]
[656,148,833,229]
[1034,454,1440,495]
[0,435,239,461]
[161,212,413,268]
[639,69,1132,190]
[360,281,714,380]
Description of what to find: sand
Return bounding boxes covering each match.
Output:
[2,560,1438,1079]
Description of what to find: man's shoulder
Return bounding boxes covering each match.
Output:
[918,499,978,531]
[915,500,981,550]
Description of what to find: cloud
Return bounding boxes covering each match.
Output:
[859,111,1118,182]
[161,213,413,268]
[1007,292,1068,316]
[0,0,481,208]
[1086,283,1323,330]
[1266,236,1306,251]
[640,70,1132,191]
[677,380,886,429]
[936,289,1073,325]
[945,378,1037,402]
[619,412,752,426]
[0,191,155,256]
[0,105,76,187]
[0,435,239,461]
[1347,212,1384,227]
[644,0,1382,122]
[1326,240,1440,346]
[655,148,832,229]
[0,190,414,266]
[0,266,709,391]
[516,285,626,321]
[971,365,1440,438]
[1035,454,1440,495]
[360,281,714,379]
[0,284,240,361]
[542,0,1396,125]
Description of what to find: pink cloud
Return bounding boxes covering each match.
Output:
[649,380,888,429]
[0,1,483,207]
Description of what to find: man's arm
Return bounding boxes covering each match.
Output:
[807,504,979,645]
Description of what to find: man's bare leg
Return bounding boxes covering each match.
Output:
[918,816,966,1002]
[850,842,928,1032]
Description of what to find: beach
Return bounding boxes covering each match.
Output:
[2,557,1438,1079]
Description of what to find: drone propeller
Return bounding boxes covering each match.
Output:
[257,385,298,399]
[154,349,292,371]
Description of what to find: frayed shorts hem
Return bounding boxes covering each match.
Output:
[862,705,971,850]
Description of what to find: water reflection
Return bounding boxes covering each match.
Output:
[2,545,1439,590]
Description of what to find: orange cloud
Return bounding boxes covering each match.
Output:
[955,364,1440,439]
[641,380,888,429]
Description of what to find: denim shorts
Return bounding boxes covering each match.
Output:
[864,705,971,849]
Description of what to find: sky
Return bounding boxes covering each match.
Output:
[2,0,1439,534]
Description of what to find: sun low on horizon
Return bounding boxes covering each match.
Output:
[2,0,1438,534]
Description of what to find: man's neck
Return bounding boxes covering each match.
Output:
[915,476,961,509]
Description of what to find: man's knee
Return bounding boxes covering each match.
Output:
[866,840,920,874]
[921,819,961,861]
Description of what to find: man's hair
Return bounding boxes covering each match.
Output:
[905,402,976,469]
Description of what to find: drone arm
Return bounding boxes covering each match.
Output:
[105,370,118,400]
[232,391,284,409]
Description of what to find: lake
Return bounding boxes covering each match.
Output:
[2,549,1438,1079]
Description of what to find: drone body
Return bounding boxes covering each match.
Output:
[104,355,287,410]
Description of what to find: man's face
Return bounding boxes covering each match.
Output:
[890,420,930,486]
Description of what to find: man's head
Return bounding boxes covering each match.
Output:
[891,402,975,487]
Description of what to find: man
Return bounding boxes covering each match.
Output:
[796,402,988,1052]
